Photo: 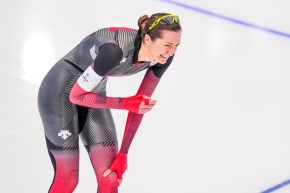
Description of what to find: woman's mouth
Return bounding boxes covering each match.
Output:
[160,54,167,60]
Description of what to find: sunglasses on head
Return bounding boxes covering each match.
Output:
[147,14,180,32]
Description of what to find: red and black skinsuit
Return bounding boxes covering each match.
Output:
[38,27,173,193]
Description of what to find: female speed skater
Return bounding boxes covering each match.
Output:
[38,13,182,193]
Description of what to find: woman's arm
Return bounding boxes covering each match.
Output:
[69,43,124,108]
[120,67,162,153]
[119,58,172,153]
[104,57,174,180]
[69,43,150,111]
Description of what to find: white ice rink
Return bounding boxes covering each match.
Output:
[1,0,290,192]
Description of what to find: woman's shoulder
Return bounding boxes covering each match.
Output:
[92,27,138,44]
[95,27,138,35]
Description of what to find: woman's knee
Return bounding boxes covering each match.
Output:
[97,173,119,188]
[48,149,80,192]
[49,175,79,193]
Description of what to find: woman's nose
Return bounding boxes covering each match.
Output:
[166,48,176,56]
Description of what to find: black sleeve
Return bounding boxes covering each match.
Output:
[93,43,123,76]
[151,55,174,78]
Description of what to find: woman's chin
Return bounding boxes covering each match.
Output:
[156,58,167,64]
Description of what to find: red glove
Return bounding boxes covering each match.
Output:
[122,94,150,114]
[104,153,127,179]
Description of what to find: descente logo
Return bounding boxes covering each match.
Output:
[58,130,72,140]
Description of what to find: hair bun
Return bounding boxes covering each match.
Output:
[138,15,149,28]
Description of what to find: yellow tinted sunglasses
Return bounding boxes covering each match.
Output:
[148,14,180,32]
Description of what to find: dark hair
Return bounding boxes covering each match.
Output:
[137,13,182,41]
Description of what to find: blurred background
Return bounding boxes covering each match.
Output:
[1,0,290,192]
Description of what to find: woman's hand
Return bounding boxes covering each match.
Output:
[139,95,157,114]
[122,94,157,114]
[103,153,127,186]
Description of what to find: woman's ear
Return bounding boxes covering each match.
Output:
[144,34,151,46]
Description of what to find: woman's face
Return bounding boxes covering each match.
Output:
[149,30,181,64]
